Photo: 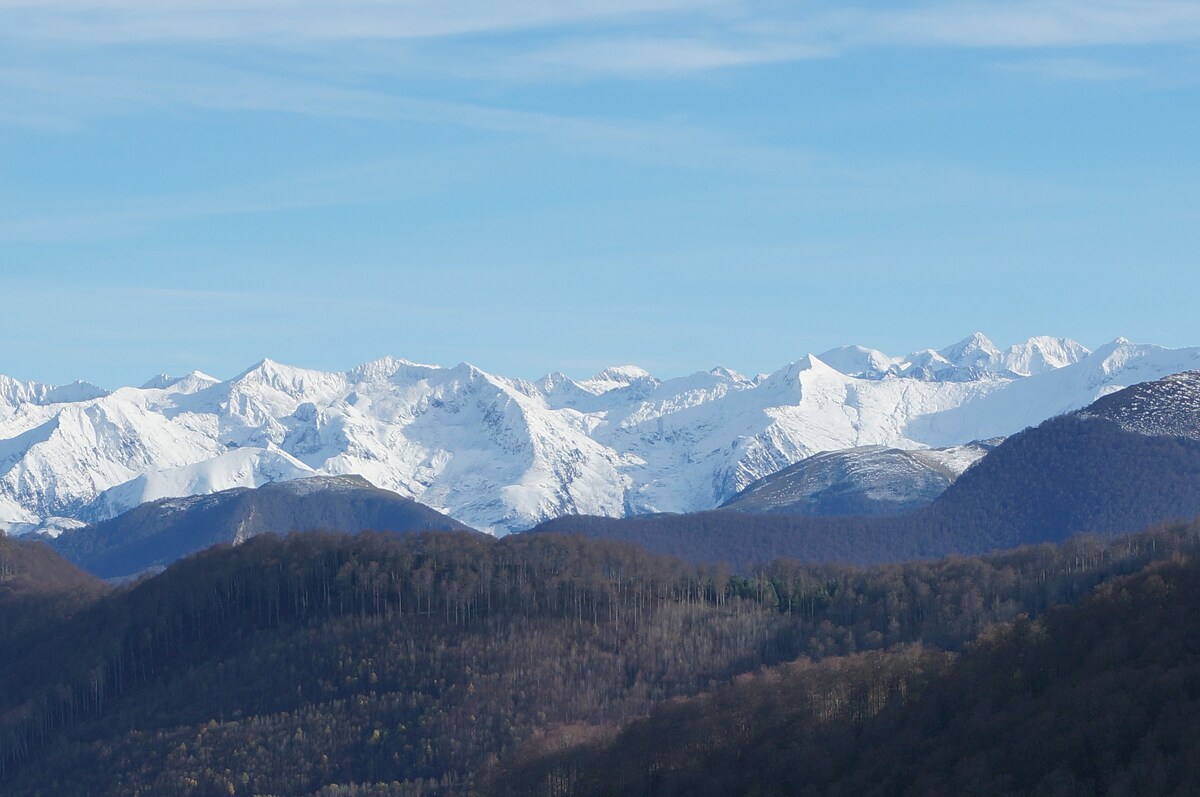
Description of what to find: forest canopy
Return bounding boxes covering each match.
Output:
[2,515,1200,795]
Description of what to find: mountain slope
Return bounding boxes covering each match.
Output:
[489,549,1200,797]
[50,475,474,579]
[0,532,820,794]
[1,336,1197,533]
[80,446,318,522]
[1079,369,1200,440]
[0,534,107,644]
[718,440,996,516]
[532,370,1200,567]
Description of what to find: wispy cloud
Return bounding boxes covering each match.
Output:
[0,60,810,244]
[0,150,440,242]
[116,285,461,319]
[522,37,828,77]
[0,282,463,340]
[4,1,1199,87]
[0,0,1191,247]
[0,65,405,119]
[993,57,1145,82]
[0,54,809,177]
[0,0,725,44]
[862,1,1200,49]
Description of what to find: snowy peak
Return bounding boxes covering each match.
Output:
[580,365,658,395]
[0,375,109,409]
[708,366,753,385]
[233,358,347,397]
[346,356,441,385]
[592,365,653,383]
[141,373,180,390]
[817,345,899,379]
[932,333,1092,379]
[817,334,1088,382]
[1088,337,1170,376]
[999,336,1091,376]
[764,353,841,387]
[939,332,1001,367]
[903,332,1003,381]
[139,371,220,393]
[537,371,582,395]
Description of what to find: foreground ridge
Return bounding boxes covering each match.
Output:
[3,517,1200,795]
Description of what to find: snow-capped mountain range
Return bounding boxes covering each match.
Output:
[2,334,1198,535]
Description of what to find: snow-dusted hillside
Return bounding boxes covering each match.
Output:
[1078,370,1200,441]
[1,334,1198,534]
[719,440,998,516]
[51,474,472,580]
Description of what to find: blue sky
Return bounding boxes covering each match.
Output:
[2,0,1199,388]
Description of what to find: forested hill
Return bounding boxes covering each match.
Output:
[530,414,1200,567]
[50,475,474,580]
[487,543,1200,797]
[0,534,107,646]
[4,519,1200,795]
